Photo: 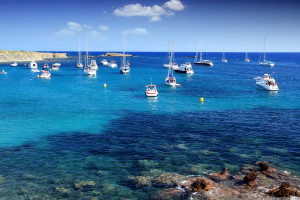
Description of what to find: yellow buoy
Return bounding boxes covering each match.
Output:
[200,97,204,102]
[37,75,39,79]
[104,83,107,88]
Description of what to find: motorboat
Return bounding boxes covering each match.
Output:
[0,70,7,74]
[77,41,83,68]
[145,80,158,97]
[28,61,38,69]
[83,66,96,76]
[174,62,194,74]
[90,60,98,70]
[222,52,228,63]
[254,74,279,91]
[259,38,274,67]
[101,59,108,66]
[120,32,130,74]
[52,63,59,70]
[40,70,51,79]
[165,41,181,87]
[10,62,17,67]
[108,60,118,68]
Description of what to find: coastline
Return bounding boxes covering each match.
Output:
[0,50,68,63]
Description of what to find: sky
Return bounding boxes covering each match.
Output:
[0,0,299,52]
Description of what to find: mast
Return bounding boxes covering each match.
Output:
[264,37,266,62]
[168,41,174,76]
[78,41,81,64]
[200,40,203,62]
[122,31,126,67]
[86,34,89,67]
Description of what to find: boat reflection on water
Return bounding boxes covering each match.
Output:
[268,90,278,96]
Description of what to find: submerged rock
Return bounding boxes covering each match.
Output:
[153,173,184,188]
[138,159,159,169]
[208,168,231,182]
[53,187,71,197]
[153,188,185,200]
[267,183,300,197]
[74,180,96,191]
[21,173,37,180]
[126,176,153,189]
[243,171,258,186]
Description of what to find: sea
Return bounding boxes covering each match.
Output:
[0,52,299,199]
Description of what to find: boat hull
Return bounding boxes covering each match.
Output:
[194,62,213,66]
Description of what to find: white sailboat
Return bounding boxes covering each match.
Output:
[259,38,274,67]
[163,41,178,69]
[222,52,227,63]
[165,41,181,87]
[83,34,97,76]
[120,31,130,74]
[245,48,250,62]
[77,41,83,68]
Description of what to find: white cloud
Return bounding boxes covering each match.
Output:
[124,28,148,35]
[54,28,75,37]
[99,25,109,31]
[67,21,82,32]
[83,24,93,29]
[113,3,173,22]
[164,0,184,11]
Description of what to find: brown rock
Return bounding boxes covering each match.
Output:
[208,168,231,182]
[244,171,257,186]
[191,179,212,191]
[257,161,269,171]
[267,183,300,197]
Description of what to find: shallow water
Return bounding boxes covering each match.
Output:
[0,52,299,199]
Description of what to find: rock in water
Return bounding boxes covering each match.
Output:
[208,168,231,181]
[73,181,96,191]
[153,188,185,200]
[257,161,269,171]
[244,171,257,186]
[267,183,300,197]
[191,179,212,191]
[126,176,153,189]
[153,173,184,187]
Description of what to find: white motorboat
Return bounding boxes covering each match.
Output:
[174,62,194,74]
[0,70,7,75]
[77,41,83,68]
[90,60,98,70]
[222,52,228,63]
[145,80,158,97]
[11,62,17,67]
[165,41,181,87]
[259,38,274,67]
[108,60,118,68]
[28,61,38,69]
[120,32,130,74]
[53,62,61,67]
[40,70,51,79]
[83,66,97,76]
[254,74,279,91]
[101,59,108,66]
[52,63,59,70]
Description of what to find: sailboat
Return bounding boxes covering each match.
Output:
[163,41,178,69]
[194,42,213,66]
[120,31,130,74]
[77,41,83,68]
[83,34,97,76]
[245,49,250,62]
[165,41,181,87]
[259,38,274,67]
[222,52,227,63]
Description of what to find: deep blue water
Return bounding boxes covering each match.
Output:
[0,52,299,199]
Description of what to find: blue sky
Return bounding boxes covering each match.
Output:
[0,0,299,52]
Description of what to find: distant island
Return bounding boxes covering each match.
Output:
[0,50,68,63]
[99,52,134,57]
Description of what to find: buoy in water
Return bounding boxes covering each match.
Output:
[37,75,39,79]
[104,83,107,88]
[200,97,204,102]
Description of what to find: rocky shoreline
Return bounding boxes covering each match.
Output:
[0,50,68,63]
[126,161,300,200]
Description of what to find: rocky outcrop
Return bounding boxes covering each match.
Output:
[127,176,153,189]
[152,173,184,187]
[243,171,258,186]
[267,183,300,197]
[208,168,231,182]
[0,50,68,63]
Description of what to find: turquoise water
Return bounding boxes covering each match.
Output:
[0,52,299,199]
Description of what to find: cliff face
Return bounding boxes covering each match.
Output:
[0,50,68,63]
